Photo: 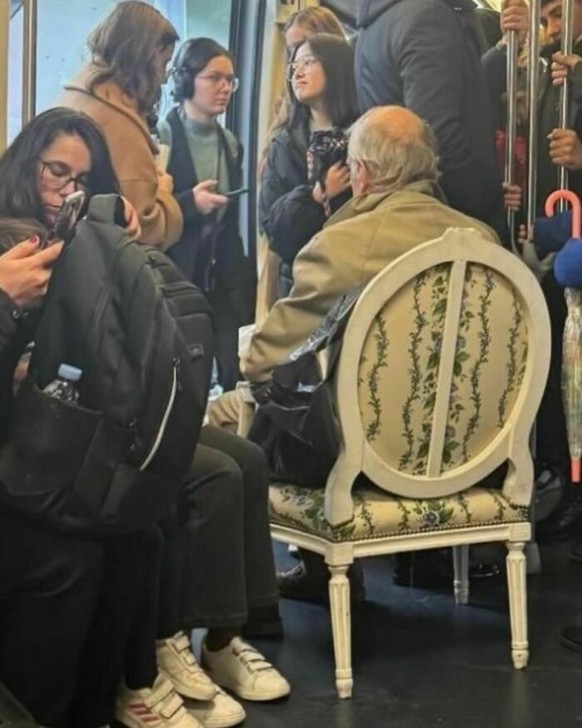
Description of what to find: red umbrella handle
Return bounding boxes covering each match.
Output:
[545,189,582,237]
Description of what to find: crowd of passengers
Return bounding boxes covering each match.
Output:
[1,1,582,726]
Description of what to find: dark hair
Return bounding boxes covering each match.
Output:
[0,107,120,225]
[287,33,358,131]
[88,1,179,115]
[171,37,234,102]
[0,217,48,253]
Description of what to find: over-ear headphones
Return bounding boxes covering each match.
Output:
[171,39,198,101]
[171,38,234,103]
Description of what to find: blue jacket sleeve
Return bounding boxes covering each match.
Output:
[259,138,327,263]
[554,237,582,287]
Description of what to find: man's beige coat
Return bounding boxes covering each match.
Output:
[242,181,500,382]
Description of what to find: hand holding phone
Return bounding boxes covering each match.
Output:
[47,190,86,246]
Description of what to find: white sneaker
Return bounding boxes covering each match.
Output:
[185,687,246,728]
[116,673,202,728]
[157,631,218,701]
[201,636,291,702]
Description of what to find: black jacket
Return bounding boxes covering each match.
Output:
[0,291,30,446]
[259,121,351,265]
[482,39,582,214]
[355,0,503,230]
[164,108,247,291]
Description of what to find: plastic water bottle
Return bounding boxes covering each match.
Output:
[43,364,82,404]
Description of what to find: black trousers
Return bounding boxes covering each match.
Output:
[68,527,162,727]
[179,425,278,629]
[0,505,102,728]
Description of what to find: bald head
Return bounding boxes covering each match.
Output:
[348,105,439,195]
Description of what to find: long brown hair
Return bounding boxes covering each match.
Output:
[259,7,345,173]
[87,1,179,115]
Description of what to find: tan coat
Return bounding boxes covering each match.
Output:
[60,67,183,249]
[242,181,500,383]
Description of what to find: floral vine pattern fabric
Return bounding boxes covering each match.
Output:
[357,262,528,477]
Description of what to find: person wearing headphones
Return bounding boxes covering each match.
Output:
[158,38,254,393]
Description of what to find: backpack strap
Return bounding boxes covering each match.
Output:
[86,194,126,226]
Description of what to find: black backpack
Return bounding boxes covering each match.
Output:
[0,195,213,534]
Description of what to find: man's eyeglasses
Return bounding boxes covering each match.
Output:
[39,160,90,192]
[286,55,320,81]
[196,72,240,93]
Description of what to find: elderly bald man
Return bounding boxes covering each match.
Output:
[210,106,502,601]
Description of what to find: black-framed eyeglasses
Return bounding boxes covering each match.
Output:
[39,160,90,192]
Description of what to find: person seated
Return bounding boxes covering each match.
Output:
[0,109,198,728]
[211,106,501,598]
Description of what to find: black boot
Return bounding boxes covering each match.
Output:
[393,548,501,588]
[277,548,365,604]
[536,486,582,542]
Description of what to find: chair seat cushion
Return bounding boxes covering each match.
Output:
[269,483,528,542]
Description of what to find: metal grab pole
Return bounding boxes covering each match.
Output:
[526,0,541,232]
[558,0,575,197]
[506,28,519,247]
[21,0,37,125]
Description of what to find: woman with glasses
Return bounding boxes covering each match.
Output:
[59,0,182,249]
[260,33,358,298]
[159,37,253,393]
[0,107,202,728]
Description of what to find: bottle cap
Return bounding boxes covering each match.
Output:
[57,364,82,382]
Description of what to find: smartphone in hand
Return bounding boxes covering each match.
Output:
[46,190,86,246]
[223,187,250,199]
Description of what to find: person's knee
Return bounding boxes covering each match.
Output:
[207,391,240,430]
[238,438,270,490]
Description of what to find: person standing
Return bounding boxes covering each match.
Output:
[159,38,254,392]
[355,0,505,238]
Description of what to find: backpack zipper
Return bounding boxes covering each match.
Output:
[139,359,178,471]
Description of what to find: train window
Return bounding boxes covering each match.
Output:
[184,0,233,48]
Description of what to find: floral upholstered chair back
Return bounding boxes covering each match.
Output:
[328,229,551,523]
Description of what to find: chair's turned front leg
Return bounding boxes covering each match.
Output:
[328,564,353,698]
[453,544,469,605]
[506,541,529,669]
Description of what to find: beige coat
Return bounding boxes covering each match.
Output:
[60,67,183,249]
[242,181,500,382]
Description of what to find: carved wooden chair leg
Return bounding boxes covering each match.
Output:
[506,541,529,669]
[453,544,470,605]
[328,564,353,698]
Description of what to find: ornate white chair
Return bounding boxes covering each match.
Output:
[241,228,551,699]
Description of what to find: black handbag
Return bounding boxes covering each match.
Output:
[248,289,360,486]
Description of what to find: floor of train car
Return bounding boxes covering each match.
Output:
[188,541,582,728]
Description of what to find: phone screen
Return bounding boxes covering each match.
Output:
[47,190,86,246]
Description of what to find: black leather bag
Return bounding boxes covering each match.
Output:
[248,289,359,486]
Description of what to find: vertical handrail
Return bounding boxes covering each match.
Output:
[0,0,9,153]
[559,0,575,197]
[527,0,541,230]
[21,0,37,125]
[506,29,519,242]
